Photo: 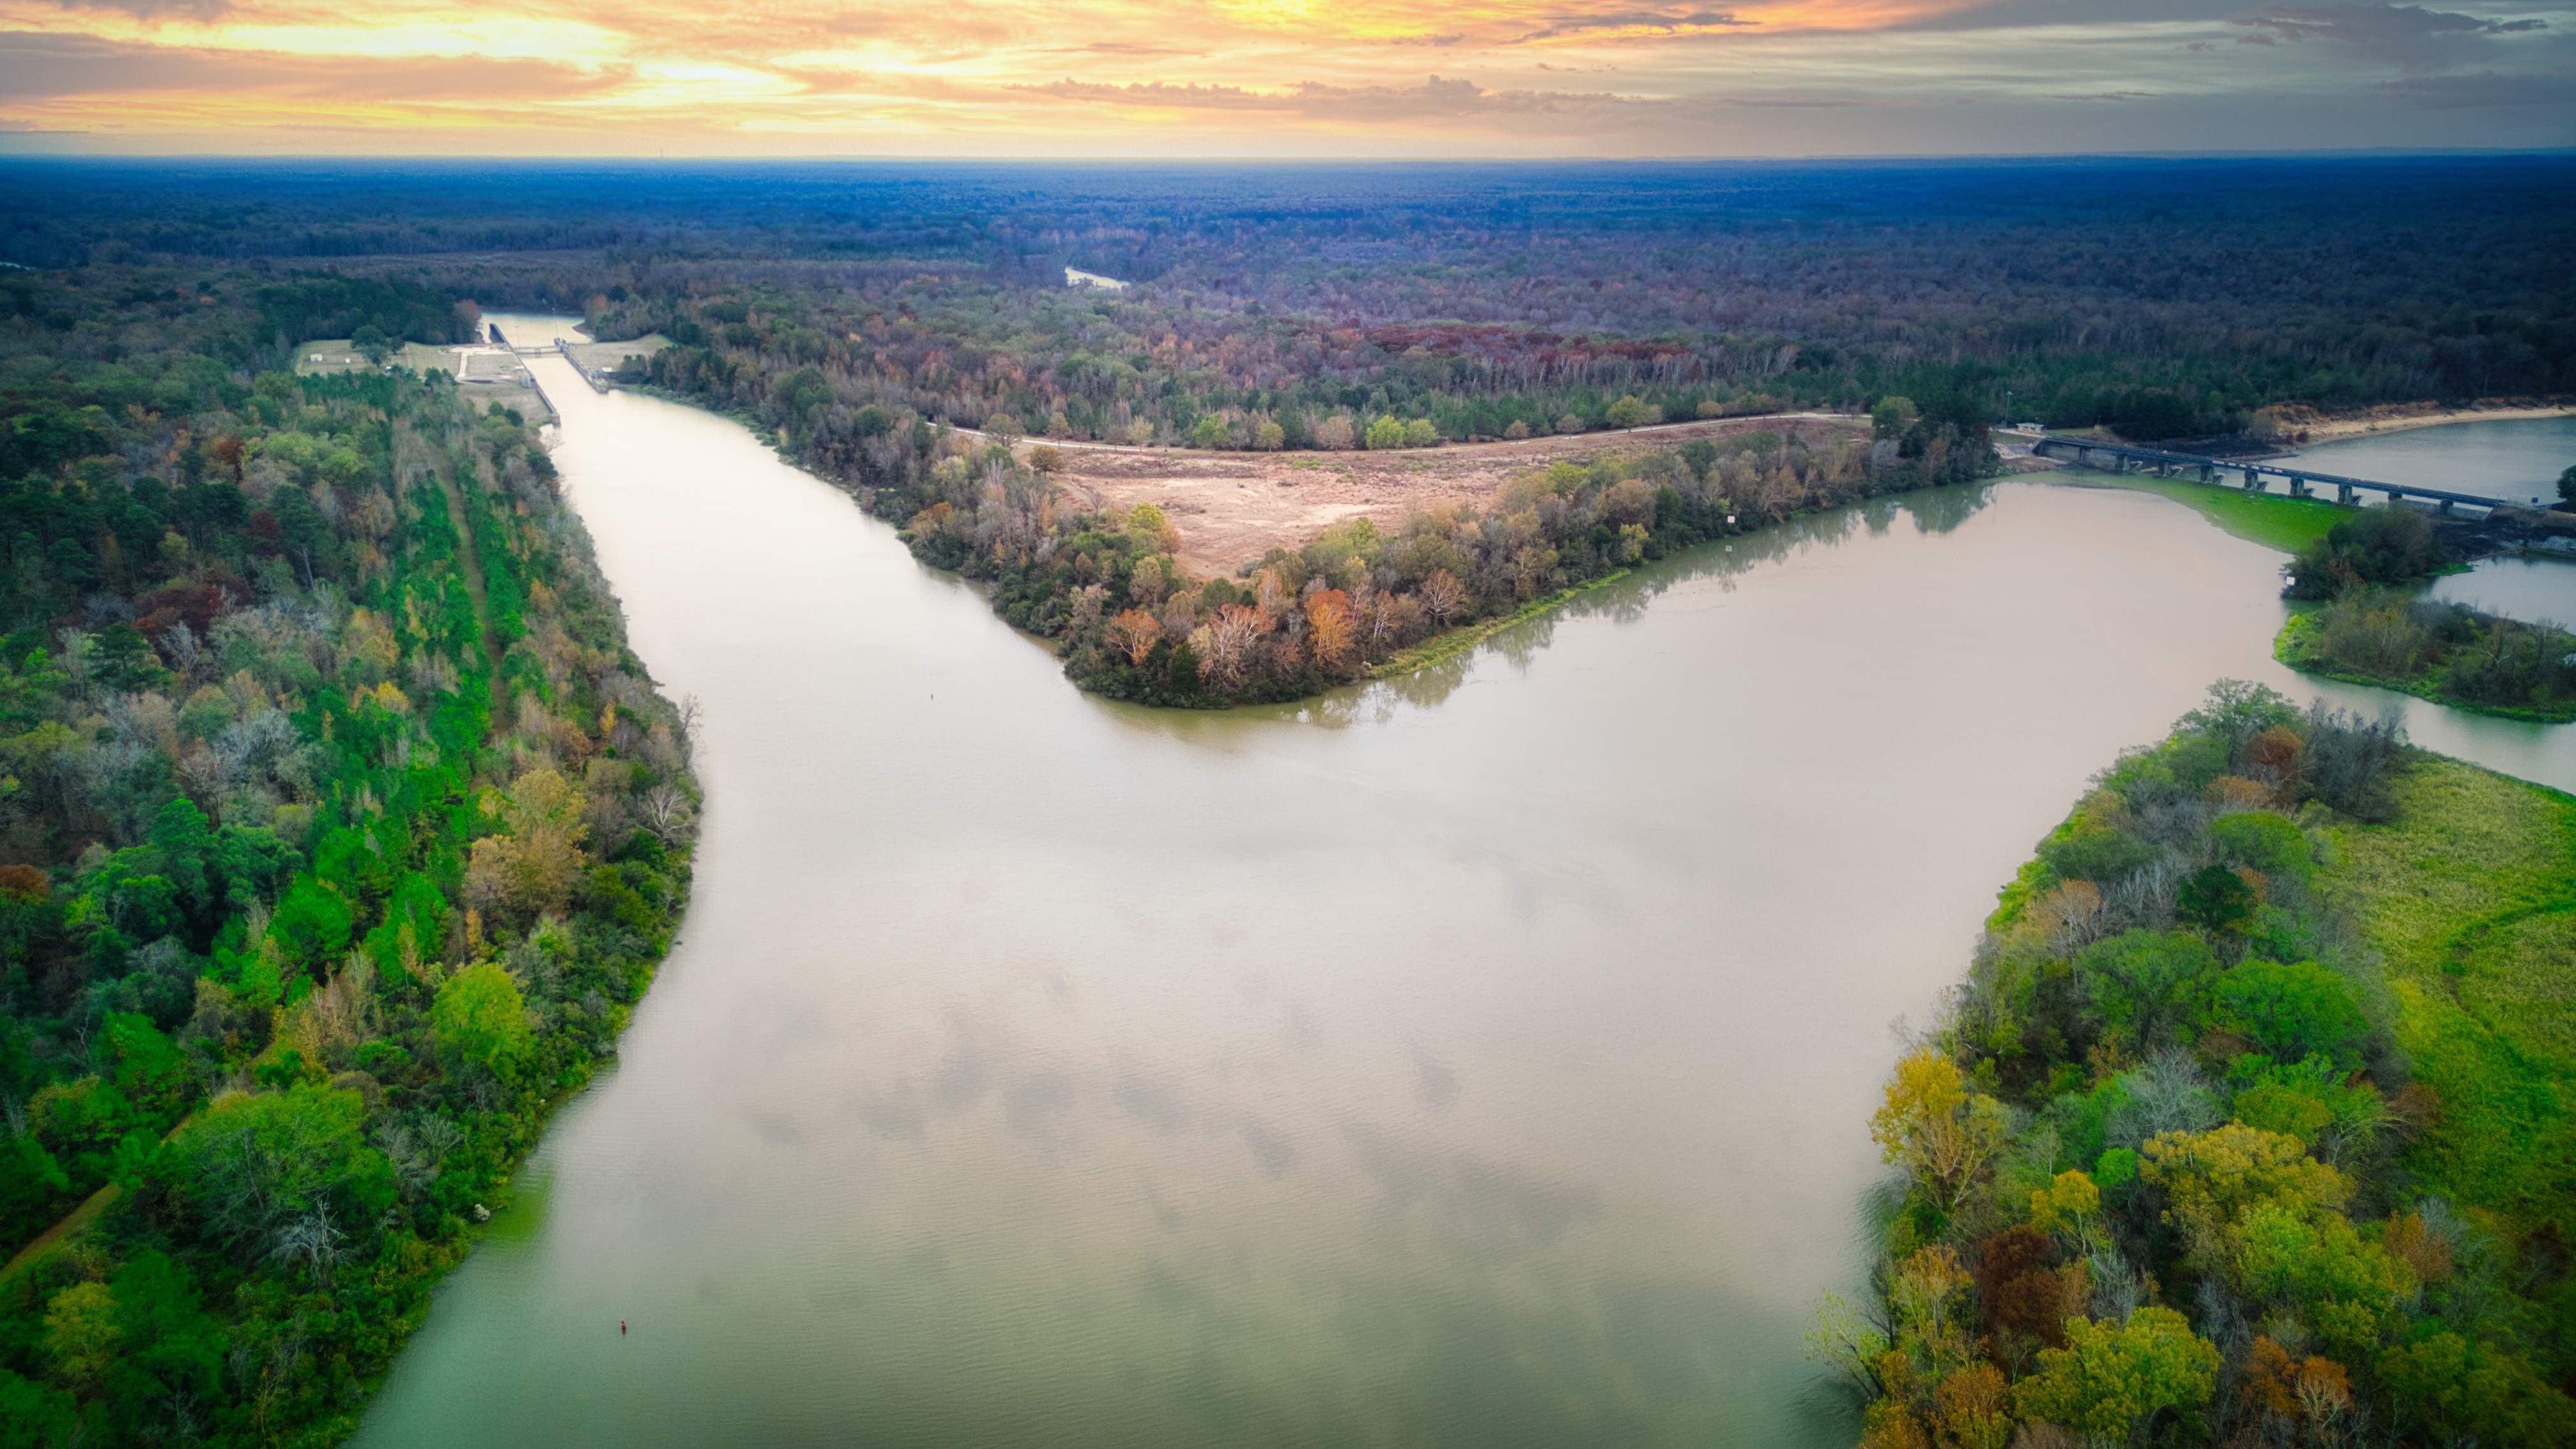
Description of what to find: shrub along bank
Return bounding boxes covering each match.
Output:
[0,264,698,1446]
[1821,681,2576,1448]
[2278,593,2576,723]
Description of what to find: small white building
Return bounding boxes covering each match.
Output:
[1064,266,1130,292]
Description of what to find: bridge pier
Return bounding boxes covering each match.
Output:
[2030,432,2497,515]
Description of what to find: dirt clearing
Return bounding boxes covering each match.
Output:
[1024,413,1869,577]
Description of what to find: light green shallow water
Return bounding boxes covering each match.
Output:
[356,331,2574,1448]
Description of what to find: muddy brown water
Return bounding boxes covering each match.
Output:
[356,325,2573,1448]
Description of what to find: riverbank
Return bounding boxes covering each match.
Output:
[2288,399,2576,443]
[1829,686,2576,1446]
[2056,475,2350,555]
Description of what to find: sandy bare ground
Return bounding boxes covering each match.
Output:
[997,413,1869,578]
[2285,401,2575,443]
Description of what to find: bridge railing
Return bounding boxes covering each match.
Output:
[2030,436,2510,513]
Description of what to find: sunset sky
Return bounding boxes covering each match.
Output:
[0,0,2568,155]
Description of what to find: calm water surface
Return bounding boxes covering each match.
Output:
[2281,413,2576,507]
[2426,556,2576,627]
[2284,417,2576,624]
[359,332,2575,1447]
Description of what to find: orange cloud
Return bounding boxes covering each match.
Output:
[0,0,2561,153]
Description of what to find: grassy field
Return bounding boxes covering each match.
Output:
[2057,471,2352,553]
[2319,756,2576,1242]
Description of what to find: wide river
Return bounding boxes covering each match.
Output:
[358,332,2575,1447]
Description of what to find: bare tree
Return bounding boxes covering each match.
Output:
[674,694,703,767]
[1418,569,1466,627]
[270,1203,348,1289]
[639,783,695,843]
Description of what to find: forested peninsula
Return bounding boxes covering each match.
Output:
[630,299,1996,707]
[1828,682,2576,1447]
[0,264,699,1444]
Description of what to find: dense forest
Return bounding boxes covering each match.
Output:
[6,157,2569,448]
[0,262,697,1444]
[1825,682,2576,1447]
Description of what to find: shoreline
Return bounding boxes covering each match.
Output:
[2294,399,2575,443]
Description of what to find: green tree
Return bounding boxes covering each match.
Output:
[2074,930,2216,1050]
[2212,958,2367,1068]
[2559,462,2575,505]
[0,1366,77,1444]
[2012,1307,2219,1441]
[0,1134,69,1243]
[1871,396,1920,440]
[146,798,217,926]
[42,1281,118,1394]
[2177,678,2299,760]
[174,1084,393,1257]
[1363,415,1406,450]
[433,963,532,1080]
[105,1250,220,1420]
[351,325,390,364]
[266,876,353,971]
[101,1013,188,1123]
[2380,1333,2576,1444]
[2211,811,2310,886]
[2230,1200,2406,1350]
[1606,395,1650,430]
[2178,864,2254,935]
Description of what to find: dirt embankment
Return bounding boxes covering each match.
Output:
[2264,399,2576,443]
[1015,413,1869,578]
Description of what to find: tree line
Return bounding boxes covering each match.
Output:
[11,158,2570,442]
[0,262,698,1445]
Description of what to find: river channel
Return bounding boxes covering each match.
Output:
[356,328,2575,1447]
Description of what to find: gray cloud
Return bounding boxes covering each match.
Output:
[50,0,229,20]
[1517,8,1752,42]
[2373,66,2576,103]
[1019,74,1632,120]
[2230,4,2549,66]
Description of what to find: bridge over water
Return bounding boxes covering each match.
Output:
[2030,435,2511,514]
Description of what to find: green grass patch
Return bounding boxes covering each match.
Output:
[1367,569,1632,681]
[2319,757,2576,1236]
[2058,471,2352,553]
